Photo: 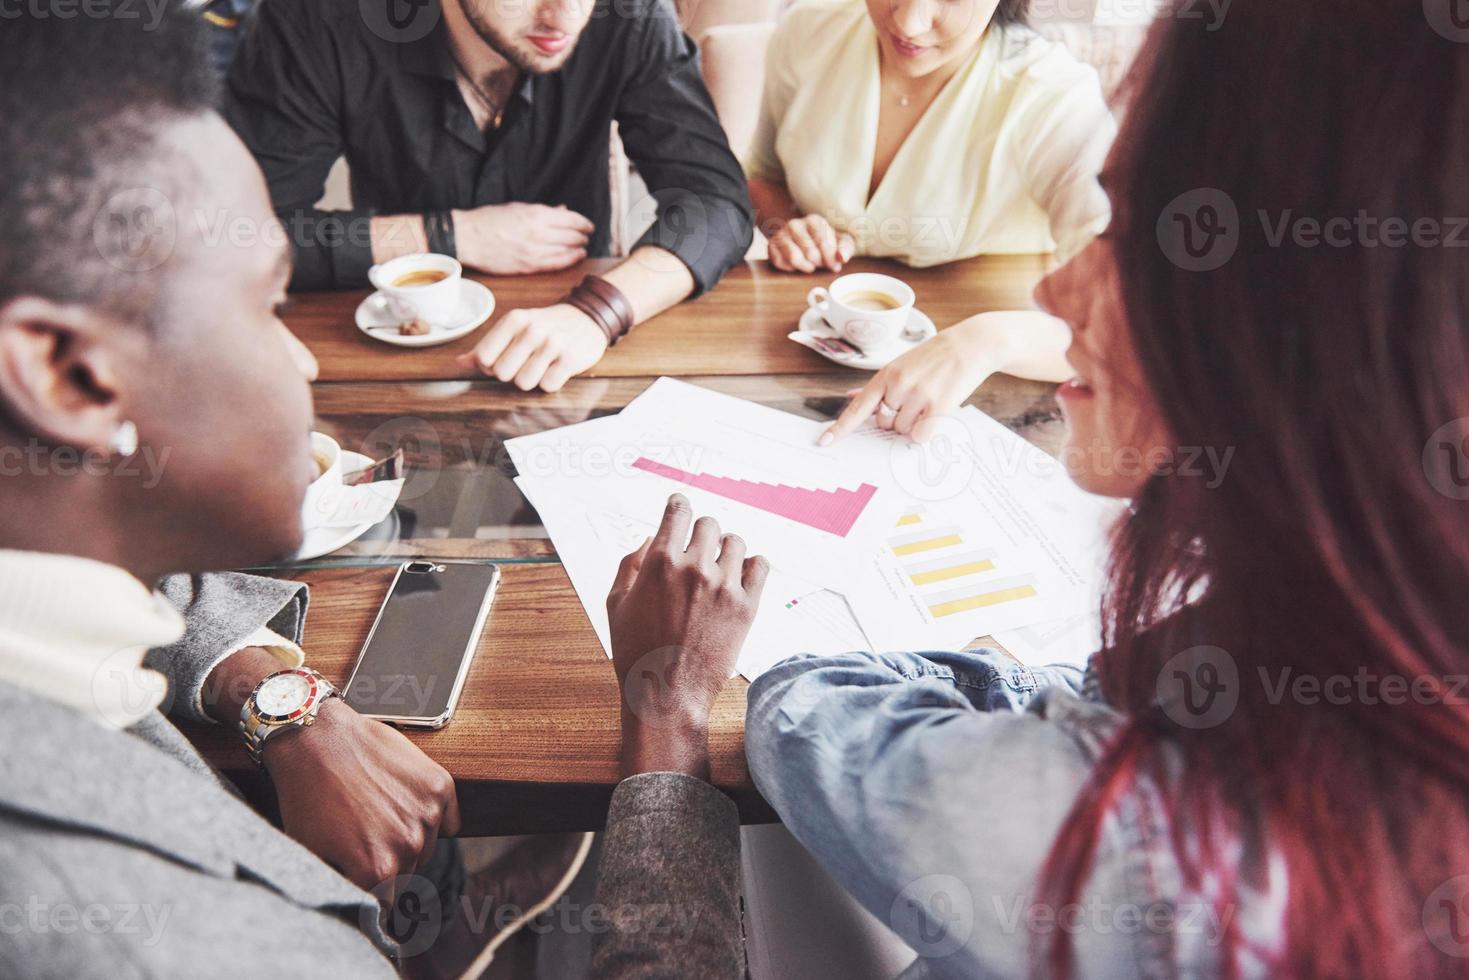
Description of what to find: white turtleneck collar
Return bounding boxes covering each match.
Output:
[0,549,185,729]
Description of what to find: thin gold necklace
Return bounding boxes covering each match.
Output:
[452,57,511,130]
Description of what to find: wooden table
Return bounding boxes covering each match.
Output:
[191,256,1060,836]
[288,255,1050,382]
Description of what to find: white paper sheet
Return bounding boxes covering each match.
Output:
[514,476,872,680]
[509,379,1118,679]
[506,380,908,590]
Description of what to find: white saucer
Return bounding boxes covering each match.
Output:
[789,306,937,370]
[356,279,495,348]
[293,451,397,561]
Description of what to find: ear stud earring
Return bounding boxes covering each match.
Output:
[110,420,139,458]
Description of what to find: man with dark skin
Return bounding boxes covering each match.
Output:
[0,6,764,975]
[0,0,459,913]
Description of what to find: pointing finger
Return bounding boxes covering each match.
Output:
[652,494,693,553]
[819,380,887,446]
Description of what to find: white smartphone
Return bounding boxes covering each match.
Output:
[342,560,500,729]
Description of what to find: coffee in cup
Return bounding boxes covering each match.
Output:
[839,289,905,312]
[807,273,918,351]
[391,269,450,288]
[368,253,463,325]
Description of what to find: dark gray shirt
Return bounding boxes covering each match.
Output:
[224,0,753,292]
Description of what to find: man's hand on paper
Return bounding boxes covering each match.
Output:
[605,494,770,780]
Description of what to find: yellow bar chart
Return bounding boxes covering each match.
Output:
[925,576,1039,619]
[888,513,1040,620]
[904,550,997,586]
[890,524,964,556]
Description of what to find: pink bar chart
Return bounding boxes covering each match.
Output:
[631,456,878,537]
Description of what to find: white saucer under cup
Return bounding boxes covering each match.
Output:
[790,306,937,371]
[293,450,391,561]
[356,279,496,348]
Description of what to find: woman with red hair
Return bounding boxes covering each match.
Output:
[599,0,1469,975]
[737,1,1469,976]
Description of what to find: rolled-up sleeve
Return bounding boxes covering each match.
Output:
[615,3,754,296]
[224,0,375,289]
[744,649,1124,977]
[146,573,309,724]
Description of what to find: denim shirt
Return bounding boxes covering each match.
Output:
[745,649,1283,980]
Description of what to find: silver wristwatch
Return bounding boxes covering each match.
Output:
[239,667,340,766]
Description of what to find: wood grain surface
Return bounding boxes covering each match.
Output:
[193,254,1063,834]
[289,255,1051,382]
[186,562,774,835]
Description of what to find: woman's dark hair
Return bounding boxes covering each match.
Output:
[995,0,1030,26]
[1036,0,1469,976]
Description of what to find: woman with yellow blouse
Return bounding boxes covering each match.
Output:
[746,0,1117,443]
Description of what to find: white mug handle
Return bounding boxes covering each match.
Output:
[806,286,831,315]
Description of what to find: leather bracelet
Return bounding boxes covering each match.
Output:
[578,275,634,338]
[424,209,457,258]
[564,291,621,345]
[561,274,636,346]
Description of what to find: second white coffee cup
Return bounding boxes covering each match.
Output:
[807,272,917,351]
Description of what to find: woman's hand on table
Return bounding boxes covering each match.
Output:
[820,313,1016,445]
[768,213,856,274]
[605,494,770,780]
[457,303,608,392]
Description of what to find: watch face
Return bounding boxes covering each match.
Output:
[255,670,316,721]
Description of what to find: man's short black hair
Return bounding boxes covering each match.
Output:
[0,0,219,326]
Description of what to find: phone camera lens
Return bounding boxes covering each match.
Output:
[406,561,436,574]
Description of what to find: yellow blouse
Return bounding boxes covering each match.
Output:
[746,0,1117,266]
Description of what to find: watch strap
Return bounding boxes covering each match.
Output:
[240,668,339,767]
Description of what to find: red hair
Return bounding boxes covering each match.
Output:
[1038,2,1469,976]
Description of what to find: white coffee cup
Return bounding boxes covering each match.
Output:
[367,253,464,325]
[807,272,918,351]
[301,432,343,530]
